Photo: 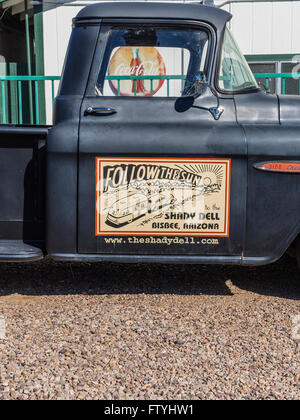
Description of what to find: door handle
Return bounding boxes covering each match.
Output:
[85,107,117,116]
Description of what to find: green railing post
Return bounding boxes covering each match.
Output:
[134,79,137,96]
[1,81,6,124]
[18,81,23,125]
[35,81,39,125]
[265,78,269,90]
[25,0,34,125]
[282,78,286,95]
[34,4,46,125]
[51,80,55,103]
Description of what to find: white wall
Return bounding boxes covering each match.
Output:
[228,1,300,55]
[43,4,84,122]
[43,0,300,74]
[42,0,201,77]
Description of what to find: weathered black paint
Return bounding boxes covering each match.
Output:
[0,2,299,265]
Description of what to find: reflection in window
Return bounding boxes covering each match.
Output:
[96,26,209,98]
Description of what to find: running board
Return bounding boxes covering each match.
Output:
[50,252,279,266]
[0,241,44,262]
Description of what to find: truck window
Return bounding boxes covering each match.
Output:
[96,25,209,98]
[218,28,258,93]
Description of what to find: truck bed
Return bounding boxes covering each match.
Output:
[0,126,50,261]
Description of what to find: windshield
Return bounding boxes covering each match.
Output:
[218,28,258,93]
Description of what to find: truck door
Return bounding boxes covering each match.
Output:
[78,20,247,260]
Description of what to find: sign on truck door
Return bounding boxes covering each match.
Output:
[78,20,246,256]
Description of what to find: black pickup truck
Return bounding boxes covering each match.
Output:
[1,1,300,270]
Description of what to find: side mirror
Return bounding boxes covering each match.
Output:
[175,76,208,113]
[174,95,195,113]
[174,83,224,120]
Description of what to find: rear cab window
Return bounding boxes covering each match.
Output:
[95,24,211,98]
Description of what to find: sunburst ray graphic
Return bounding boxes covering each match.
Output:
[175,163,224,186]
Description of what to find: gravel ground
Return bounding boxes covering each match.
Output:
[0,255,299,400]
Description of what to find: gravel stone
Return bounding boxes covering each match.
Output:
[0,255,299,400]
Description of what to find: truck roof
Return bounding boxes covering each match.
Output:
[76,2,231,30]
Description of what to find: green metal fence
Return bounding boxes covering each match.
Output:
[1,73,300,125]
[253,72,300,94]
[106,74,186,97]
[0,76,60,125]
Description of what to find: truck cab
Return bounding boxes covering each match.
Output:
[1,2,300,267]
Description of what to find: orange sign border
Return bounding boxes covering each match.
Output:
[95,157,231,237]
